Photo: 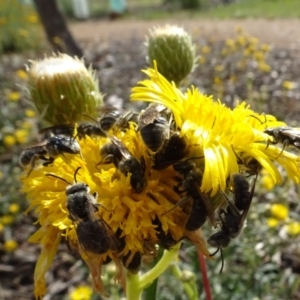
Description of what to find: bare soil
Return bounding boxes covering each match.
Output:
[70,18,300,49]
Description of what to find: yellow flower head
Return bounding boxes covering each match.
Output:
[3,240,18,252]
[21,124,207,299]
[270,203,289,221]
[267,217,279,228]
[3,135,16,147]
[16,69,28,80]
[131,63,300,196]
[8,91,21,102]
[70,285,93,300]
[285,221,300,236]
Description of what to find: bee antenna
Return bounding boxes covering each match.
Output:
[74,167,81,183]
[219,248,224,274]
[82,113,98,123]
[46,173,71,185]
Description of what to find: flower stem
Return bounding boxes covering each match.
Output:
[126,271,142,300]
[198,249,213,300]
[170,263,199,300]
[139,243,181,290]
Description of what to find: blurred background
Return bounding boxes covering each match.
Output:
[1,0,300,299]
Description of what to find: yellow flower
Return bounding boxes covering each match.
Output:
[15,129,29,144]
[0,224,3,233]
[27,14,39,23]
[21,126,208,298]
[3,240,18,252]
[198,57,206,64]
[261,170,275,190]
[16,69,28,80]
[131,63,300,195]
[225,39,235,48]
[214,65,224,72]
[9,203,20,214]
[70,285,93,300]
[267,217,279,228]
[282,81,297,90]
[25,109,36,118]
[3,135,16,147]
[19,29,29,37]
[8,91,20,101]
[201,46,211,54]
[285,221,300,236]
[258,62,271,72]
[270,203,289,221]
[213,76,222,85]
[261,44,271,52]
[1,215,14,225]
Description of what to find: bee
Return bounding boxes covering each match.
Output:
[137,103,172,153]
[152,216,180,250]
[207,174,257,273]
[77,107,138,139]
[39,124,76,140]
[100,137,147,193]
[122,251,142,274]
[264,126,300,150]
[172,159,214,231]
[46,167,120,255]
[153,132,188,170]
[19,135,81,177]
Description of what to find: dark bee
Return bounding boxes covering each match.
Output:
[264,126,300,150]
[39,124,76,140]
[19,135,81,177]
[77,107,138,139]
[152,216,180,250]
[232,174,251,211]
[172,159,214,231]
[122,251,142,274]
[46,167,120,255]
[153,132,188,170]
[207,174,257,273]
[137,103,172,153]
[100,137,147,193]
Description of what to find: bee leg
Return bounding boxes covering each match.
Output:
[219,248,225,274]
[43,157,55,167]
[162,195,190,215]
[209,246,220,257]
[274,139,288,159]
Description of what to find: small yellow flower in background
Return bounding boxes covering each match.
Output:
[70,285,93,300]
[201,46,211,54]
[3,240,18,252]
[0,224,3,233]
[15,129,29,144]
[214,65,224,72]
[258,62,271,72]
[237,36,247,47]
[235,25,244,35]
[19,29,29,38]
[270,203,289,221]
[25,109,36,118]
[225,39,235,48]
[3,135,16,147]
[285,221,300,236]
[22,121,33,129]
[27,13,39,23]
[198,57,206,64]
[7,91,21,102]
[262,170,275,190]
[1,215,14,225]
[16,69,28,80]
[267,218,279,228]
[261,44,271,52]
[282,81,297,90]
[0,171,3,179]
[213,76,222,85]
[9,203,20,214]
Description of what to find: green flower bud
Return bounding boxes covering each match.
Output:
[27,53,103,125]
[146,25,197,86]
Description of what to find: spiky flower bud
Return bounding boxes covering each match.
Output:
[27,53,103,125]
[146,25,196,86]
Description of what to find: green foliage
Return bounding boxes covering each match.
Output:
[0,0,43,53]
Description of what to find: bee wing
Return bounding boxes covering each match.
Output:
[283,129,300,140]
[238,174,258,226]
[26,139,49,149]
[200,192,216,227]
[110,136,131,159]
[39,124,75,137]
